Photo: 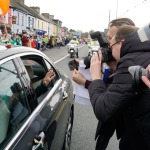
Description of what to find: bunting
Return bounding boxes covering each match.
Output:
[119,0,148,17]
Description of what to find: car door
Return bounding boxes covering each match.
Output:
[0,58,33,150]
[9,53,73,150]
[43,59,74,150]
[0,54,58,150]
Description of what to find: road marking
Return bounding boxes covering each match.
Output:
[54,54,70,64]
[54,45,84,64]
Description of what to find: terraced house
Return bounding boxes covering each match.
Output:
[0,0,66,37]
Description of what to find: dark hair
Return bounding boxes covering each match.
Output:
[109,18,135,27]
[115,25,139,42]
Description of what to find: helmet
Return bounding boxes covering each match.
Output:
[73,36,77,40]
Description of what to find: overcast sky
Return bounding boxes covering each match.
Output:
[25,0,150,32]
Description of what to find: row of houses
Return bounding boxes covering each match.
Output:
[0,0,71,37]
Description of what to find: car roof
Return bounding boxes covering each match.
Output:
[0,45,48,61]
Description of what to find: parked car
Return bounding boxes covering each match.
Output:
[0,45,74,150]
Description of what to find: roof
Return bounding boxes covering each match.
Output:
[10,0,32,16]
[0,45,7,51]
[0,45,49,62]
[16,2,56,25]
[10,1,56,25]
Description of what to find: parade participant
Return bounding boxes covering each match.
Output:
[69,36,79,57]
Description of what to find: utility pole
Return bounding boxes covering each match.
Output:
[116,0,118,18]
[108,9,111,28]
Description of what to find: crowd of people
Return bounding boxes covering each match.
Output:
[0,32,70,50]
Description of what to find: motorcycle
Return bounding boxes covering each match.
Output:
[67,42,79,58]
[88,40,100,56]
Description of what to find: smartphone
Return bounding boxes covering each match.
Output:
[68,59,79,71]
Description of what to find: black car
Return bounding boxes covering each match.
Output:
[0,45,74,150]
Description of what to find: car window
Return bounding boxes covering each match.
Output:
[21,56,58,103]
[22,59,46,87]
[45,59,59,81]
[0,60,29,148]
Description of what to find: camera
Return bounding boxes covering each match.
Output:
[84,31,114,69]
[128,66,150,85]
[90,31,114,62]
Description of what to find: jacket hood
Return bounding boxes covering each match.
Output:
[120,31,150,58]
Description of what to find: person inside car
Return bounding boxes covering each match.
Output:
[35,70,56,97]
[1,70,55,112]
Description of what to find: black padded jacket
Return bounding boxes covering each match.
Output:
[89,31,150,150]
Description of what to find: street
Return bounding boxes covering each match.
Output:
[43,45,119,150]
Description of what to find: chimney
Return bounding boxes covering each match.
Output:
[41,13,50,19]
[30,7,40,14]
[13,0,25,5]
[50,15,54,19]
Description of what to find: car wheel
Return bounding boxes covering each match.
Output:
[62,110,74,150]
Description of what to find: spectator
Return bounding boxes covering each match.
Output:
[16,35,22,46]
[22,34,29,47]
[89,25,150,150]
[31,37,36,48]
[72,18,135,150]
[43,35,48,48]
[56,36,61,48]
[51,36,55,48]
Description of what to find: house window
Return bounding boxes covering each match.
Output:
[28,17,30,27]
[17,13,20,25]
[32,18,34,28]
[38,20,39,29]
[42,22,43,30]
[22,14,24,26]
[20,13,22,26]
